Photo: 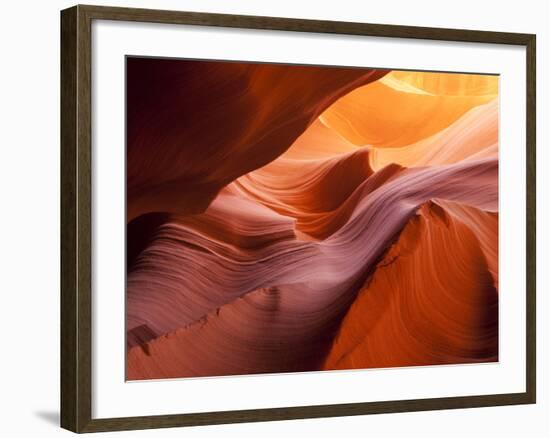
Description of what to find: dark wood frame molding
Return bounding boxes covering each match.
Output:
[61,4,536,433]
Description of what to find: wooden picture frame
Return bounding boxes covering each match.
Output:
[61,4,536,433]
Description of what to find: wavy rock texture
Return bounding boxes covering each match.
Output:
[126,60,499,380]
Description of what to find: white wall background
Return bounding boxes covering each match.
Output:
[0,0,546,436]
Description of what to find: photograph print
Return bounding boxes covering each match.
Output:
[125,57,499,381]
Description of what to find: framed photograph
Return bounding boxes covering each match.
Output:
[60,4,536,433]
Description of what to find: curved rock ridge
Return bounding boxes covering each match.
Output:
[323,200,498,371]
[232,148,378,240]
[127,157,497,350]
[126,61,499,380]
